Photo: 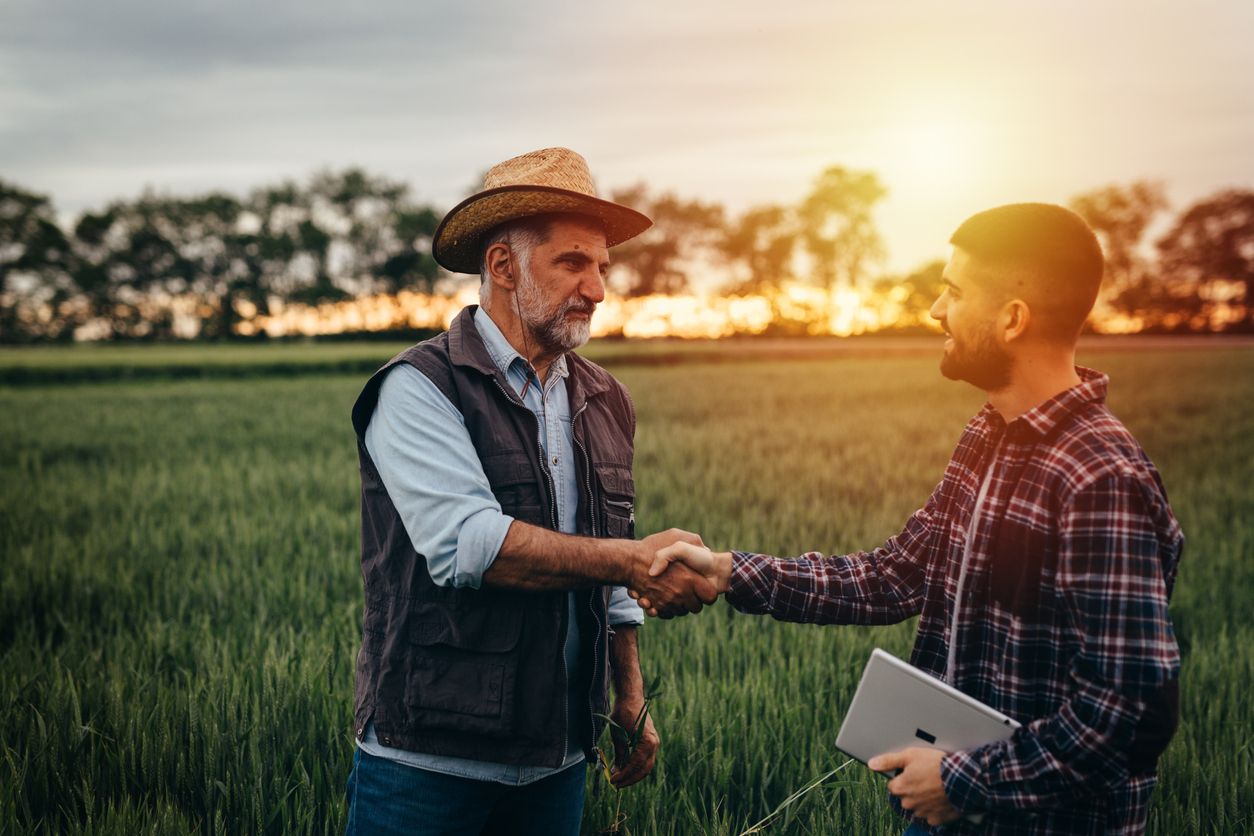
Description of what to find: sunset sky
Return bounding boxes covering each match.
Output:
[3,0,1252,276]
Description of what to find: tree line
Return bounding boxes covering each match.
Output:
[0,171,442,342]
[2,167,1251,343]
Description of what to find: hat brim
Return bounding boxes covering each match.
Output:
[432,185,653,274]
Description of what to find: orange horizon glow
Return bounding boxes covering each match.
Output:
[232,285,1153,341]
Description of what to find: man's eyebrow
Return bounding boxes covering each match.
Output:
[552,249,595,265]
[553,249,610,272]
[942,277,960,291]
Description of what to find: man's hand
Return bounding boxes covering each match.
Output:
[631,541,733,616]
[869,748,961,827]
[608,696,659,789]
[627,530,718,618]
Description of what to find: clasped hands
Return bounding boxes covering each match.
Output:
[627,530,733,618]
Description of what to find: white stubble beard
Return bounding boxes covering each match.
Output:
[514,261,594,356]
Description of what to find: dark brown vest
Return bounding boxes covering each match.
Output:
[349,306,636,767]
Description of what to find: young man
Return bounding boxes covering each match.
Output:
[346,148,715,836]
[641,204,1183,835]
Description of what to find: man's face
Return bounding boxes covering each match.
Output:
[514,217,609,355]
[930,247,1014,392]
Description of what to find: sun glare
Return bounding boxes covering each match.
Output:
[884,117,982,199]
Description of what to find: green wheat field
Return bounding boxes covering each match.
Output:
[2,343,1251,835]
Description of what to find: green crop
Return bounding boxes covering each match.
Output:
[1,345,1251,834]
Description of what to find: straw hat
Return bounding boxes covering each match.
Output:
[432,148,652,274]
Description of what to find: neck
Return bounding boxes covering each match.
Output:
[986,345,1081,422]
[483,300,559,384]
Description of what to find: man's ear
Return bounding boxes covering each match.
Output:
[485,243,516,291]
[1000,299,1031,343]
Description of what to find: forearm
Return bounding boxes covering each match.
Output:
[725,548,924,626]
[607,623,661,784]
[482,520,647,592]
[609,625,643,701]
[940,691,1148,813]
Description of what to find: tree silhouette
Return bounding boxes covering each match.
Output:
[874,259,946,333]
[1069,181,1168,324]
[608,185,724,297]
[1155,189,1254,332]
[720,205,799,295]
[1,180,77,341]
[798,166,887,289]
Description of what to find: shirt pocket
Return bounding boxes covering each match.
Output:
[988,518,1051,621]
[594,463,635,540]
[403,603,524,738]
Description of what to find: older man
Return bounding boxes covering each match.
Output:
[644,204,1183,836]
[345,148,715,836]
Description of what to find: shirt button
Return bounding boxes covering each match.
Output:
[552,456,559,465]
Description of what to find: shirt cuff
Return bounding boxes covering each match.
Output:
[607,585,645,626]
[940,747,993,814]
[725,551,777,614]
[445,508,514,589]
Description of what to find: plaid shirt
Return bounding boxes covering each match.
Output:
[727,368,1183,836]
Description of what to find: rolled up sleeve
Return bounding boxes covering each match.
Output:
[607,585,645,626]
[364,364,513,588]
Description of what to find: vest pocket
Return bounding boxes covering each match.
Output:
[595,464,635,539]
[403,604,523,737]
[481,449,546,527]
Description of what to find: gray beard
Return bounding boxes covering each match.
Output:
[940,324,1014,392]
[514,267,594,356]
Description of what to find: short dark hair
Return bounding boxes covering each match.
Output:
[949,203,1104,341]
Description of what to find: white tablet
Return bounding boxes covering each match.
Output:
[836,648,1021,772]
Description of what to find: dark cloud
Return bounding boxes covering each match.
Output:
[2,0,489,75]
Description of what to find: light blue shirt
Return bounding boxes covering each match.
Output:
[360,307,642,785]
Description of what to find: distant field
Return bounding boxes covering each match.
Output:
[6,332,1249,385]
[1,345,1251,834]
[0,336,951,385]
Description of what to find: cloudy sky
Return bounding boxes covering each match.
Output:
[2,0,1252,273]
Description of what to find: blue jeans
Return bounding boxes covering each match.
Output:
[344,747,586,836]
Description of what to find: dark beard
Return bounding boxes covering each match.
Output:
[940,325,1013,392]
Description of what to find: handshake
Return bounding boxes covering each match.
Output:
[626,529,735,619]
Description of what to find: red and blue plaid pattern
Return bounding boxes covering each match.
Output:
[726,368,1183,836]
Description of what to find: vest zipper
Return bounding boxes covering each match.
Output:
[572,402,596,536]
[587,586,604,771]
[489,373,565,764]
[560,596,571,769]
[573,401,606,770]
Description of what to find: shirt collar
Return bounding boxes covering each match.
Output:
[981,366,1108,438]
[473,306,568,383]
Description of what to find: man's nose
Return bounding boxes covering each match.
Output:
[929,292,946,322]
[582,268,606,304]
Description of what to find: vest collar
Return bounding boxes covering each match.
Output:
[447,306,502,378]
[447,304,612,409]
